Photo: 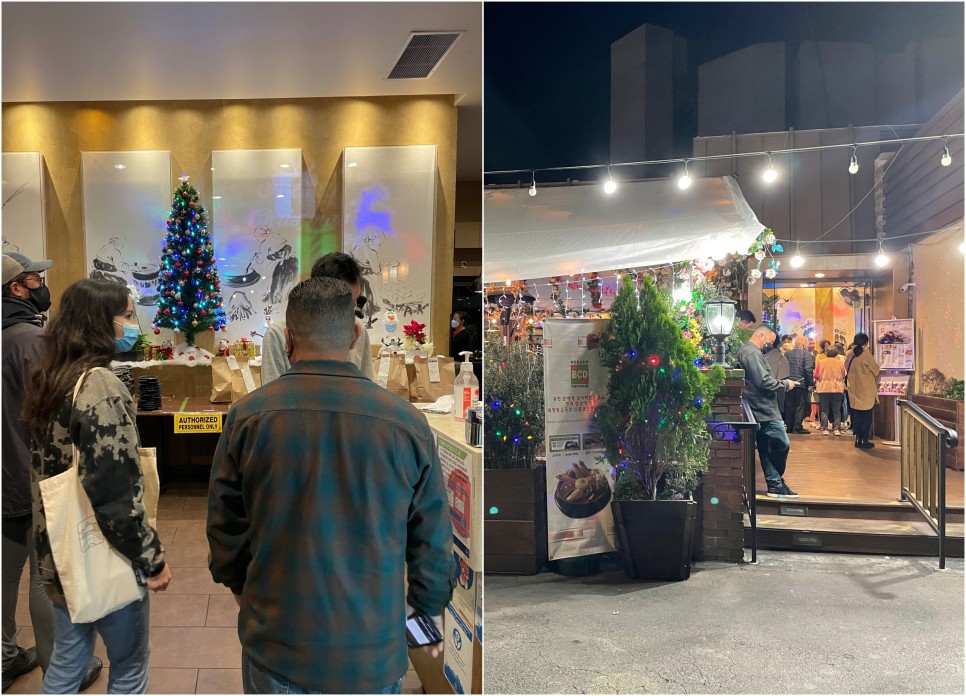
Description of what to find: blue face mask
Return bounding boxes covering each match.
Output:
[114,321,139,353]
[451,320,461,329]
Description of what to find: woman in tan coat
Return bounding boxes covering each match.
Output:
[845,333,880,449]
[814,346,847,435]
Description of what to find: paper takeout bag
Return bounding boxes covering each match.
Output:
[411,355,456,403]
[373,353,411,401]
[210,356,233,403]
[230,360,261,402]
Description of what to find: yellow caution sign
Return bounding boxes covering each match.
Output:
[173,413,223,434]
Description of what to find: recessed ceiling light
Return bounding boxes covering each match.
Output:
[280,164,290,169]
[348,162,358,168]
[276,194,284,199]
[814,273,826,278]
[114,164,126,170]
[212,196,222,200]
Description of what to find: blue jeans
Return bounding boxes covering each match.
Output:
[755,420,790,490]
[242,652,402,694]
[43,596,149,694]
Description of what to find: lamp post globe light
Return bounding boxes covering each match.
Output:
[705,293,737,367]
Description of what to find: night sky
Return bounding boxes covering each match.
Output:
[484,2,964,183]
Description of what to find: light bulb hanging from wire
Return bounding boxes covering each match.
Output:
[678,160,692,190]
[762,152,777,183]
[790,242,805,268]
[848,145,859,175]
[874,241,889,267]
[941,137,952,167]
[603,165,617,195]
[528,170,537,197]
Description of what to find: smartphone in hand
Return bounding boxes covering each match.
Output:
[406,613,444,648]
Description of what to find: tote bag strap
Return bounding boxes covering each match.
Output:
[69,369,95,472]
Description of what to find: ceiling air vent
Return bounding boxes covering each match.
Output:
[388,31,464,80]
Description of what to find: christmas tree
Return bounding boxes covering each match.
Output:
[483,336,545,469]
[153,175,226,345]
[594,276,725,500]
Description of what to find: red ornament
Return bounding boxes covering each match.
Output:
[175,262,182,268]
[188,356,195,361]
[154,328,161,335]
[206,273,211,279]
[197,260,203,266]
[200,310,206,316]
[184,271,190,277]
[164,309,171,315]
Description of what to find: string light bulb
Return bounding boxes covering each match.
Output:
[528,170,537,197]
[790,242,805,268]
[678,160,692,190]
[941,137,952,167]
[603,166,617,195]
[762,153,777,183]
[875,242,889,267]
[848,146,859,175]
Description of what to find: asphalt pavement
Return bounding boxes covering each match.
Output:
[483,551,965,694]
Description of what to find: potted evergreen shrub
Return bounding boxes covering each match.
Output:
[594,276,725,580]
[483,336,548,574]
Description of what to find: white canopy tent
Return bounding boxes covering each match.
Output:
[483,176,764,282]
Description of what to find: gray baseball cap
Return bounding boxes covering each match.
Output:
[2,252,53,285]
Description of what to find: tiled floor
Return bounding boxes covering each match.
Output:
[9,490,424,694]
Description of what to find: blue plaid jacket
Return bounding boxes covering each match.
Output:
[207,359,455,693]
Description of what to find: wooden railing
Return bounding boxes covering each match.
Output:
[898,399,959,569]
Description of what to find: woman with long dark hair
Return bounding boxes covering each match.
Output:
[845,333,881,449]
[22,279,171,693]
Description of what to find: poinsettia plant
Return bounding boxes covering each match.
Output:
[401,320,433,354]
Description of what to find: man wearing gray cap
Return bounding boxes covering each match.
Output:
[2,253,102,692]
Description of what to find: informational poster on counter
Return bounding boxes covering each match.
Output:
[542,319,616,561]
[874,319,915,371]
[443,603,474,695]
[437,435,482,568]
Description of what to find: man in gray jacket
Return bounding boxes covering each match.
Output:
[736,325,801,498]
[1,253,102,691]
[261,253,375,385]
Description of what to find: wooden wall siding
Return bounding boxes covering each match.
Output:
[693,125,904,255]
[883,89,965,241]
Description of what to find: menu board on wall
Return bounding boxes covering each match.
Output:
[542,319,616,561]
[874,319,915,371]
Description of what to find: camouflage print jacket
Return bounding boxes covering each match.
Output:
[31,367,165,594]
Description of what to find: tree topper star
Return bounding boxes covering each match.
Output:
[178,174,190,184]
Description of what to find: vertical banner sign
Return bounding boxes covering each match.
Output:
[542,319,616,561]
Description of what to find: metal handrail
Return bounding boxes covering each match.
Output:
[897,399,958,570]
[708,398,759,563]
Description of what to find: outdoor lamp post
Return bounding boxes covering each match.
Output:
[705,293,737,366]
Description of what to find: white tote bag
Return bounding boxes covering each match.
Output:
[39,370,146,624]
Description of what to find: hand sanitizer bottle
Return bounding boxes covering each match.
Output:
[453,351,479,421]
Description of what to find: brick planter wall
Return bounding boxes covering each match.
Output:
[695,377,749,563]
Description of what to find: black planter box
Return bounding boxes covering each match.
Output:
[611,499,697,580]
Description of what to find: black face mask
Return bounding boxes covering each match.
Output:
[26,285,51,313]
[760,342,773,355]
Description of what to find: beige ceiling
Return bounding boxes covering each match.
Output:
[1,1,482,181]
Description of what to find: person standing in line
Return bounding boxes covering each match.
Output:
[736,310,756,330]
[845,333,881,449]
[765,332,791,417]
[2,254,104,693]
[814,346,847,435]
[784,336,815,434]
[22,279,171,694]
[737,325,801,498]
[208,277,454,694]
[260,252,375,385]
